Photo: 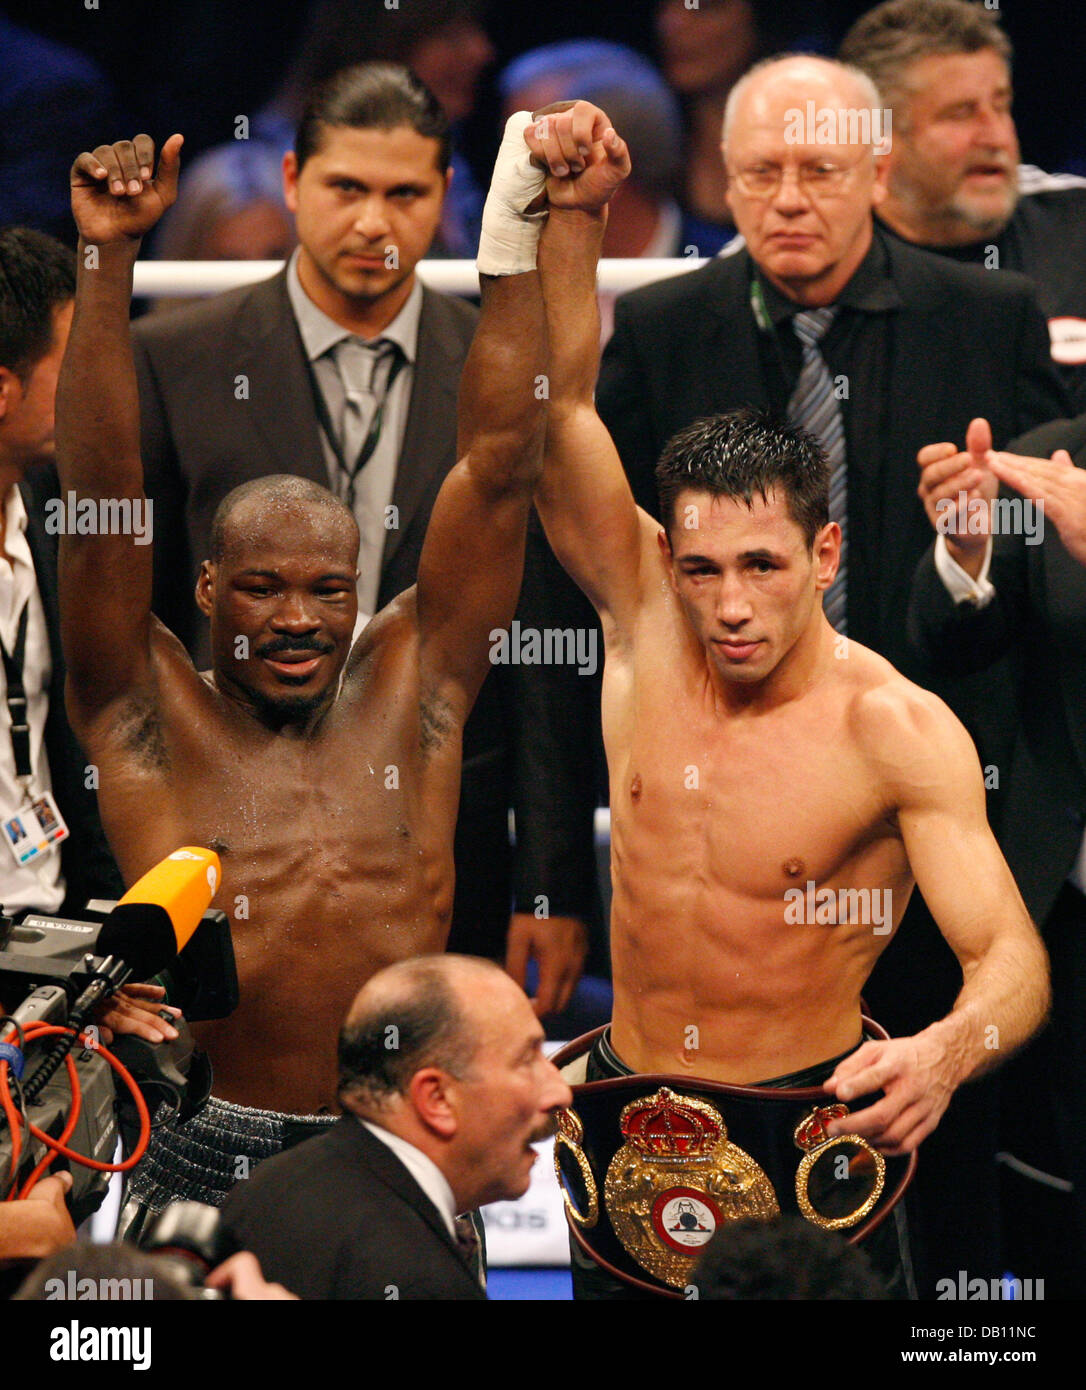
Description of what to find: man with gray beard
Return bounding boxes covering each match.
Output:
[841,0,1086,412]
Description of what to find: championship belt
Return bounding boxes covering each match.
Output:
[551,1020,915,1297]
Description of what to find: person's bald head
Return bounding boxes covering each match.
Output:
[723,55,884,146]
[721,55,890,307]
[209,474,359,566]
[338,954,506,1112]
[338,954,572,1210]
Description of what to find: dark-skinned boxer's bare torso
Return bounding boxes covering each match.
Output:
[83,594,460,1114]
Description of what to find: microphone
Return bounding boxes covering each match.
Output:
[17,848,222,1102]
[96,847,222,981]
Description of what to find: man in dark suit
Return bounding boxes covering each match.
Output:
[594,53,1068,1294]
[133,63,595,1003]
[220,954,571,1299]
[911,414,1086,1295]
[598,54,1067,677]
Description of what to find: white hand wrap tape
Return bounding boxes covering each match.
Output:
[477,111,548,276]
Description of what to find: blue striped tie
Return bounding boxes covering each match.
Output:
[788,308,847,634]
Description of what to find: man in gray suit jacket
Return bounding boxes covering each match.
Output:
[132,64,597,1005]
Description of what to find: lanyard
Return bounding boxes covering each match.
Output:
[0,602,31,786]
[304,343,407,506]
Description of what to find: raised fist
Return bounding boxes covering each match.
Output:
[523,101,631,213]
[70,133,183,244]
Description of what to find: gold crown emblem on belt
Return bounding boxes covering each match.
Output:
[604,1088,780,1290]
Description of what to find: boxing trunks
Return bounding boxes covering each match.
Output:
[552,1019,917,1299]
[122,1097,335,1225]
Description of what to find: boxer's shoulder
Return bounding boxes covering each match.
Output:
[841,650,974,785]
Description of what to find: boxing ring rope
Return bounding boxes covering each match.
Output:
[131,257,709,298]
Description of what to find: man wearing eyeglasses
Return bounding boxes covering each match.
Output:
[596,53,1067,1296]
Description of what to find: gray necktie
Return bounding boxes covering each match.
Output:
[333,337,401,509]
[788,308,847,634]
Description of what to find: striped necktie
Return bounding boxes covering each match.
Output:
[333,337,405,509]
[788,308,847,634]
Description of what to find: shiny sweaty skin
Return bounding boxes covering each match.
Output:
[86,593,461,1113]
[60,131,546,1114]
[605,522,914,1081]
[525,97,1046,1154]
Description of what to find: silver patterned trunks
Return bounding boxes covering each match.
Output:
[125,1097,335,1213]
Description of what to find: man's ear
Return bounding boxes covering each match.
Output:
[657,526,680,591]
[871,146,892,208]
[720,141,736,218]
[408,1067,457,1140]
[814,522,840,592]
[0,365,22,422]
[195,560,215,617]
[282,150,300,214]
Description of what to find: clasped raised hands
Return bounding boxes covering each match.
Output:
[522,101,631,213]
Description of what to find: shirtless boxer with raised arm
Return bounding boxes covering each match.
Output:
[56,131,550,1209]
[521,102,1049,1296]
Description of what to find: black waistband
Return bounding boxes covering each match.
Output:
[589,1026,865,1090]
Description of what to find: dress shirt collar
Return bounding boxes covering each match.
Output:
[359,1117,458,1239]
[286,247,423,364]
[754,226,903,327]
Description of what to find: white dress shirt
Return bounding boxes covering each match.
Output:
[360,1118,457,1239]
[286,250,421,618]
[935,533,1086,894]
[0,486,63,914]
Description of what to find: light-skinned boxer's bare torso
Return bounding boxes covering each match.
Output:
[57,132,547,1113]
[524,99,1048,1154]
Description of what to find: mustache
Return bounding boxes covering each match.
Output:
[255,635,335,658]
[531,1112,561,1145]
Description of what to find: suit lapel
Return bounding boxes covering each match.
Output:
[232,270,328,487]
[874,251,955,650]
[332,1118,473,1275]
[381,286,461,574]
[706,252,768,416]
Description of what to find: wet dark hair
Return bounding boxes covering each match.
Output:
[0,227,75,380]
[655,408,830,548]
[295,62,451,173]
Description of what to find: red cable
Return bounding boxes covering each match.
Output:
[0,1022,153,1199]
[18,1052,82,1197]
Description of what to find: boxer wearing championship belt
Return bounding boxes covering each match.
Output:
[550,1023,911,1295]
[517,100,1050,1297]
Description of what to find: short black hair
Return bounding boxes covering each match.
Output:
[337,959,490,1111]
[0,227,75,380]
[295,62,451,174]
[655,408,830,549]
[691,1216,890,1299]
[208,474,357,564]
